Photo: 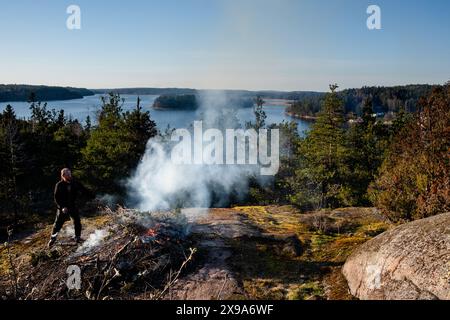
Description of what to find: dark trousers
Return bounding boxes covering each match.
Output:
[51,208,81,238]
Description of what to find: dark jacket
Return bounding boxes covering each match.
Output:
[54,179,93,210]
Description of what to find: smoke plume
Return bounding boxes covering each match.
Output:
[126,91,262,211]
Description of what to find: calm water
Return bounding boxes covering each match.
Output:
[1,94,311,135]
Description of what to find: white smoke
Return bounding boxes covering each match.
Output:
[126,91,262,211]
[76,229,108,254]
[96,194,119,207]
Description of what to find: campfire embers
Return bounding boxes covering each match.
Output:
[142,222,187,244]
[144,227,158,242]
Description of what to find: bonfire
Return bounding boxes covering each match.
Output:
[1,207,197,300]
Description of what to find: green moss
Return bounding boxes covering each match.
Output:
[229,206,393,299]
[287,282,324,300]
[234,205,308,235]
[357,222,389,237]
[242,279,287,300]
[310,233,337,249]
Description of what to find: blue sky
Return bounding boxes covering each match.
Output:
[0,0,449,91]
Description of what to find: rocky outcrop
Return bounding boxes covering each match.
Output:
[343,212,450,300]
[165,208,304,299]
[163,209,257,300]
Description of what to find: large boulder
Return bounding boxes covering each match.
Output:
[343,212,450,300]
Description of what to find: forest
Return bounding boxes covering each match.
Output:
[286,84,438,118]
[0,85,94,102]
[0,84,449,239]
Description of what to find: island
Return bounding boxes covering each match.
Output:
[153,94,199,110]
[152,93,254,110]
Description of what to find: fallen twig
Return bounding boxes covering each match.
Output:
[155,247,197,300]
[217,274,229,300]
[5,226,19,298]
[95,238,136,300]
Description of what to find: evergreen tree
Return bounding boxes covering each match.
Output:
[361,96,376,127]
[79,94,157,194]
[0,106,27,223]
[390,105,412,137]
[53,119,87,169]
[85,115,92,133]
[289,84,351,209]
[122,96,158,165]
[345,97,389,205]
[247,95,267,130]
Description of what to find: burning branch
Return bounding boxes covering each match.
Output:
[8,206,195,300]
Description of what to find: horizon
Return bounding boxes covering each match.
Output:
[0,81,446,94]
[1,0,449,91]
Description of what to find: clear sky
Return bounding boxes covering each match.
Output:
[0,0,449,91]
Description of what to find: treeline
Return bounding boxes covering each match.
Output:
[342,84,437,114]
[250,90,324,101]
[95,87,324,101]
[152,94,254,110]
[253,83,449,222]
[0,94,157,235]
[92,88,198,96]
[0,85,94,102]
[286,84,438,118]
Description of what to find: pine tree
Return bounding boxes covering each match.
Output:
[79,94,157,194]
[390,105,412,137]
[246,95,267,130]
[122,96,158,164]
[84,115,92,133]
[0,106,27,224]
[345,97,389,205]
[290,84,351,209]
[361,97,376,127]
[79,93,127,194]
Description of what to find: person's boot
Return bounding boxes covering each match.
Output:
[48,235,57,248]
[74,236,83,244]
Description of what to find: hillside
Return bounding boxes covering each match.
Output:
[92,87,198,96]
[0,206,392,300]
[0,85,94,102]
[286,84,439,118]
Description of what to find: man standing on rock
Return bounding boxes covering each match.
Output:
[48,168,94,247]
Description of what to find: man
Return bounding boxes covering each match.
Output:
[48,168,94,247]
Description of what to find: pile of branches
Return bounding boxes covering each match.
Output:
[5,207,197,300]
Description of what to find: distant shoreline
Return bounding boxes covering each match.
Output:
[285,111,318,122]
[0,84,94,103]
[264,98,293,107]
